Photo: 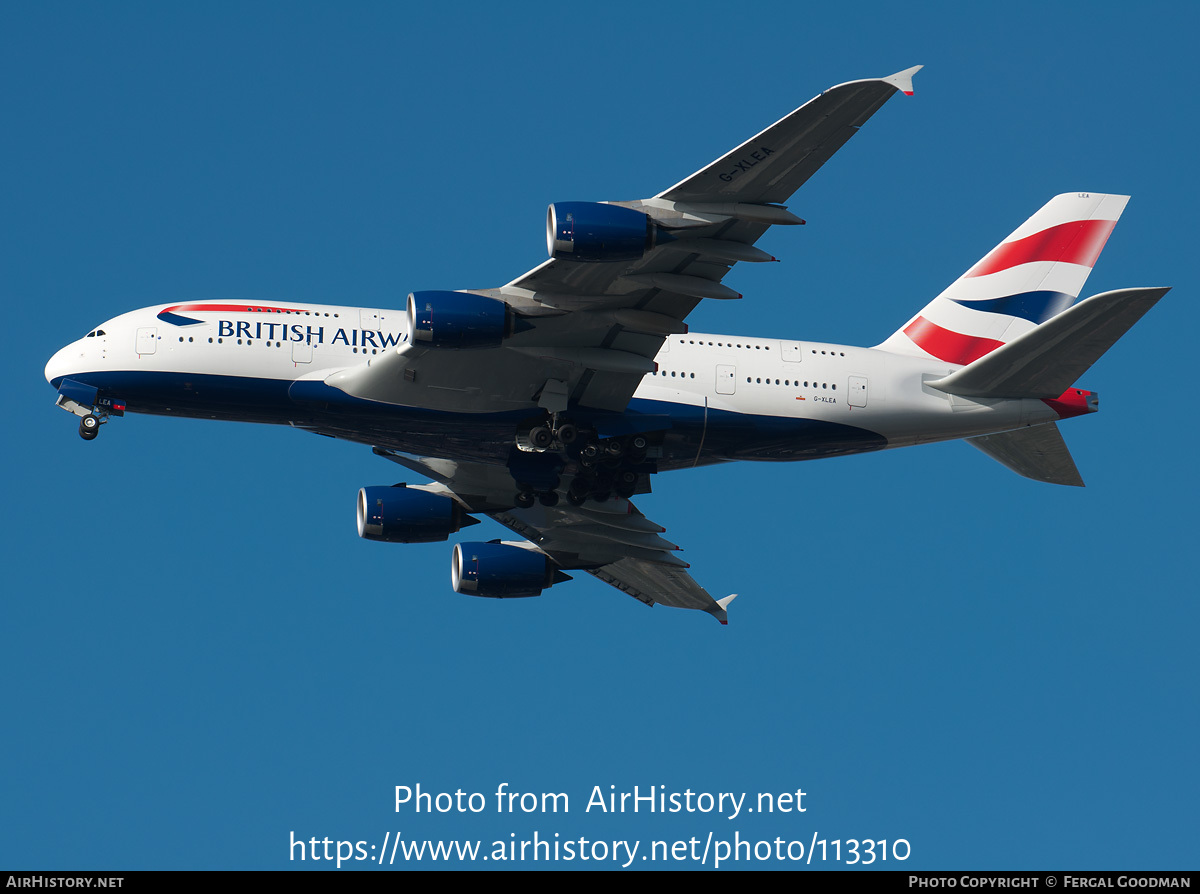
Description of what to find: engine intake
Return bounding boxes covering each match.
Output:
[451,541,569,598]
[546,202,671,262]
[357,485,478,544]
[407,291,510,349]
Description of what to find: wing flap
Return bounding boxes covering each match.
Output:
[589,559,734,624]
[486,497,732,622]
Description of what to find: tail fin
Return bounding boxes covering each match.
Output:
[878,193,1129,363]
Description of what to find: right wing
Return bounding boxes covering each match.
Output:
[374,448,737,623]
[491,499,738,625]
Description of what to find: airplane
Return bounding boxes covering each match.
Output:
[44,66,1167,624]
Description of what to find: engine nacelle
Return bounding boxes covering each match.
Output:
[357,485,477,544]
[406,291,509,349]
[451,541,567,598]
[546,202,669,262]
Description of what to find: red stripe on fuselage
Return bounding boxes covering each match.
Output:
[965,219,1117,278]
[161,303,308,315]
[903,317,1005,365]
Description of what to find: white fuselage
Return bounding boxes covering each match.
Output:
[45,301,1066,466]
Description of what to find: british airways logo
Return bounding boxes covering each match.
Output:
[216,320,404,348]
[156,303,404,348]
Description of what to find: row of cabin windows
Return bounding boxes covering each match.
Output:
[652,369,835,391]
[239,308,340,317]
[748,377,836,389]
[681,339,768,349]
[179,336,379,354]
[675,338,847,359]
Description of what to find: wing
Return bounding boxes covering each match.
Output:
[327,67,921,414]
[374,448,737,623]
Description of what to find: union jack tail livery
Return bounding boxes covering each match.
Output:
[879,193,1129,364]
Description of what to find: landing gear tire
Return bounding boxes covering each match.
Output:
[514,490,536,509]
[555,423,577,445]
[529,425,554,450]
[538,491,560,507]
[566,490,587,507]
[614,470,638,499]
[79,415,100,441]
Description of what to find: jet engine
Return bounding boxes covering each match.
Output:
[406,291,511,349]
[451,541,570,598]
[357,485,479,544]
[546,202,672,262]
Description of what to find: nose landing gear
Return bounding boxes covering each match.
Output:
[78,414,102,441]
[56,384,123,442]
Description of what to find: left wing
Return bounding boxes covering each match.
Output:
[328,67,920,414]
[343,71,921,622]
[375,449,737,623]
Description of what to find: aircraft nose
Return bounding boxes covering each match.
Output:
[45,343,78,388]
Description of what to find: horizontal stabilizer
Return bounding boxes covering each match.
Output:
[968,422,1085,487]
[927,287,1168,398]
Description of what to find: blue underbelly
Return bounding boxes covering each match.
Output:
[59,370,887,467]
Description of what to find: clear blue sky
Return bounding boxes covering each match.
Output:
[4,1,1196,870]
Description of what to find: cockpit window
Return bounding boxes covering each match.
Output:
[85,329,106,338]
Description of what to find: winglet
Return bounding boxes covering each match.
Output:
[709,593,739,626]
[883,65,923,96]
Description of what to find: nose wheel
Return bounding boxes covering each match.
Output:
[78,414,101,441]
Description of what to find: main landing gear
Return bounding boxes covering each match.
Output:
[568,434,648,504]
[514,483,560,509]
[519,415,578,453]
[510,416,651,509]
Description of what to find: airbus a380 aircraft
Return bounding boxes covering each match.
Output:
[44,67,1167,624]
